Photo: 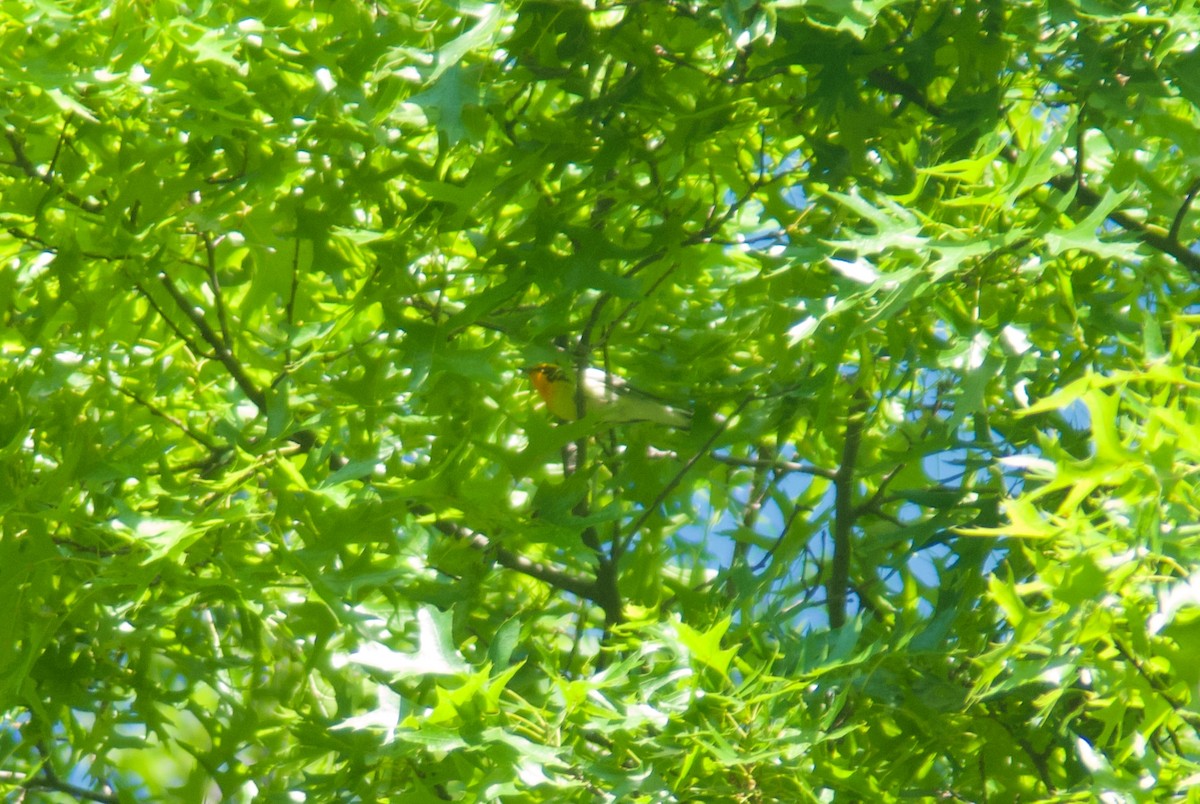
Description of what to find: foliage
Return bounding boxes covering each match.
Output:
[3,0,1200,800]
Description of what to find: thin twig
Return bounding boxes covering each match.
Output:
[596,167,783,351]
[1073,107,1085,192]
[3,129,103,214]
[287,235,303,326]
[202,231,233,350]
[1111,636,1200,733]
[47,114,73,178]
[6,226,133,263]
[25,743,119,804]
[578,249,666,358]
[619,395,753,557]
[109,381,221,451]
[851,462,905,518]
[1169,177,1200,243]
[1047,171,1200,274]
[733,442,775,567]
[710,452,837,480]
[13,774,118,804]
[129,277,213,359]
[752,500,808,573]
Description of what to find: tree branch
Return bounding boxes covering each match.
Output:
[1169,177,1200,244]
[1045,171,1200,274]
[865,69,1200,276]
[129,277,214,360]
[429,516,598,601]
[710,452,837,481]
[202,231,234,350]
[851,461,904,519]
[751,498,808,573]
[109,381,221,452]
[18,742,119,804]
[285,233,301,361]
[732,442,776,567]
[1111,635,1200,734]
[828,394,868,629]
[3,129,103,215]
[620,395,751,557]
[0,770,119,804]
[156,268,268,413]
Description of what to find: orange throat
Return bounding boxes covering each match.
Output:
[529,372,556,405]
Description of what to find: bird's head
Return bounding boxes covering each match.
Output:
[522,363,566,384]
[521,363,569,400]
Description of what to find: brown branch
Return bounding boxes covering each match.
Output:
[582,136,781,354]
[866,68,946,117]
[1045,171,1200,274]
[577,248,667,360]
[285,233,301,360]
[732,442,776,566]
[429,516,598,601]
[129,277,213,360]
[47,114,73,177]
[110,381,221,452]
[710,452,837,480]
[1073,107,1086,192]
[600,260,683,349]
[1111,636,1200,733]
[21,742,119,804]
[865,70,1200,276]
[983,711,1056,794]
[566,389,620,625]
[3,129,103,215]
[555,365,610,617]
[851,461,905,518]
[751,497,808,573]
[6,226,133,263]
[828,395,868,629]
[156,269,267,413]
[2,770,119,804]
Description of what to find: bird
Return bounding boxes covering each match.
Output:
[522,363,691,428]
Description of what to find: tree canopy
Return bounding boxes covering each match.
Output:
[4,0,1200,800]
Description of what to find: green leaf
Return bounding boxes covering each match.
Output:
[409,64,482,144]
[674,616,738,679]
[488,616,521,669]
[347,606,470,679]
[429,4,505,83]
[44,88,99,123]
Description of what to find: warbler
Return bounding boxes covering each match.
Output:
[522,363,692,428]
